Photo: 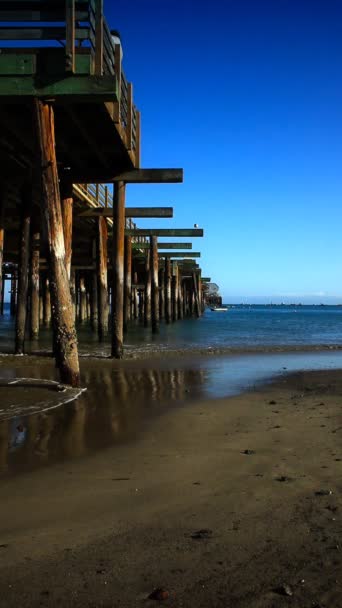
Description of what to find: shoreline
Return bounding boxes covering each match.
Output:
[1,349,342,478]
[0,367,342,605]
[1,341,342,361]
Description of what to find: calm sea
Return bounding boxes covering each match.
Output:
[2,303,342,355]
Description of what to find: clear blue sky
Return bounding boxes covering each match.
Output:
[106,0,342,303]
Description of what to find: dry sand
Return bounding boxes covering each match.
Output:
[0,368,342,607]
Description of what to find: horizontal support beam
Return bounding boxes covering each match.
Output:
[178,262,199,268]
[0,10,89,21]
[0,0,90,7]
[0,26,89,41]
[201,278,211,282]
[78,207,173,218]
[132,242,192,250]
[160,252,200,258]
[125,228,203,237]
[112,169,183,183]
[0,74,118,102]
[136,252,200,259]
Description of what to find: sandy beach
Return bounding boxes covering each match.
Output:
[0,364,341,607]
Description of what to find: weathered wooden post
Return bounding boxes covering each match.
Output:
[171,263,178,322]
[10,272,17,317]
[97,216,108,340]
[132,269,139,320]
[192,271,200,318]
[150,236,159,333]
[70,268,76,319]
[61,180,73,280]
[183,282,187,317]
[79,276,87,322]
[15,185,31,354]
[165,257,172,323]
[34,100,80,387]
[112,181,126,357]
[0,185,5,315]
[159,267,165,320]
[90,240,98,331]
[39,283,44,325]
[198,270,204,313]
[0,275,4,316]
[91,270,98,331]
[86,280,91,320]
[29,228,40,339]
[178,274,184,320]
[138,289,144,320]
[144,250,151,327]
[123,235,132,332]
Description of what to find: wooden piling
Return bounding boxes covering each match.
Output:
[159,267,165,320]
[34,100,80,387]
[15,185,31,354]
[86,283,91,320]
[150,236,159,333]
[111,181,125,358]
[39,286,44,324]
[30,228,40,338]
[91,269,98,330]
[165,257,172,324]
[0,185,5,316]
[133,270,139,320]
[171,263,178,322]
[123,235,132,332]
[178,275,184,320]
[192,271,200,318]
[70,268,76,319]
[183,282,187,317]
[144,250,151,327]
[0,274,4,315]
[61,181,73,280]
[79,276,87,322]
[97,216,108,340]
[138,289,144,321]
[44,276,51,325]
[10,272,17,316]
[198,270,204,313]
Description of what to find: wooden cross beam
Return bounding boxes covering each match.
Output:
[178,262,199,268]
[0,74,118,102]
[68,169,183,183]
[202,278,212,282]
[112,169,183,183]
[135,252,201,259]
[160,252,200,258]
[132,242,193,250]
[0,8,89,22]
[78,207,173,218]
[125,229,203,237]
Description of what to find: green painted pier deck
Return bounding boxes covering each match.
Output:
[0,0,140,185]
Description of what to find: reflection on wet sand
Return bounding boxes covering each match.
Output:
[3,349,342,476]
[0,361,208,476]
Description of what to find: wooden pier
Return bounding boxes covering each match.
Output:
[0,1,211,386]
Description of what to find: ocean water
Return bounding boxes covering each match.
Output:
[124,304,342,354]
[2,304,342,356]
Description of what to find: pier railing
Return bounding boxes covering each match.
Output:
[74,183,147,244]
[0,0,140,164]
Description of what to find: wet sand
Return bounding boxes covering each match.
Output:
[0,366,342,606]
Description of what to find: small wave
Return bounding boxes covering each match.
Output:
[0,378,85,422]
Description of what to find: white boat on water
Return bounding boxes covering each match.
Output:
[210,306,229,312]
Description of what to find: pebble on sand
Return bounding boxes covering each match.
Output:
[148,588,170,601]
